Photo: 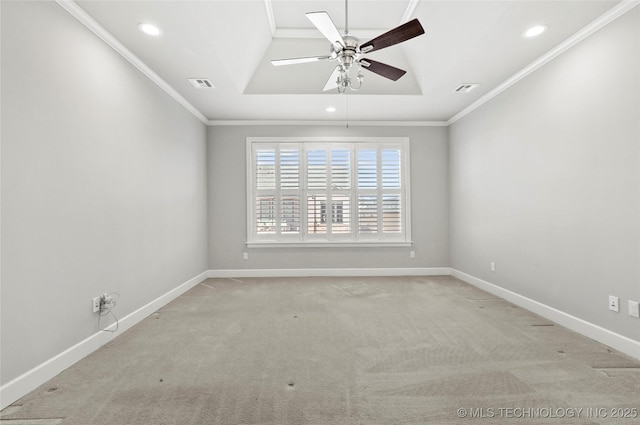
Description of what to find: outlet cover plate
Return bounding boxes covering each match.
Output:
[609,295,620,312]
[629,300,639,318]
[92,297,100,313]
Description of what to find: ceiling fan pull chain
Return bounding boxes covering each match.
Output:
[346,93,349,128]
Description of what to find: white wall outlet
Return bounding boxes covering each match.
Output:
[490,262,496,272]
[92,297,100,313]
[243,252,249,260]
[609,295,619,312]
[410,251,415,259]
[628,300,640,318]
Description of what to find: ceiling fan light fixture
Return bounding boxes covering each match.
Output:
[335,66,363,94]
[523,24,548,38]
[138,23,162,36]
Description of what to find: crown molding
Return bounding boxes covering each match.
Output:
[54,0,208,125]
[401,0,420,23]
[264,0,276,36]
[208,120,448,127]
[447,0,640,125]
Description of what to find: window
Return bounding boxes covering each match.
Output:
[247,137,411,247]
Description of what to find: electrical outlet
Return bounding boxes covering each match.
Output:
[92,297,101,313]
[100,293,115,311]
[609,295,619,312]
[243,252,249,260]
[490,262,496,272]
[629,300,640,318]
[410,251,415,259]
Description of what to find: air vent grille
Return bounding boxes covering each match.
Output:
[453,83,479,93]
[188,78,215,89]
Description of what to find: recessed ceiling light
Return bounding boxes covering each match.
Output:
[138,23,162,36]
[523,25,548,38]
[326,106,336,112]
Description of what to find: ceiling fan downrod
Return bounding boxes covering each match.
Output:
[345,0,349,35]
[334,0,365,93]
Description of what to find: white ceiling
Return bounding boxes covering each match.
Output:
[68,0,625,123]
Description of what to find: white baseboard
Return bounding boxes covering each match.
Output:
[450,268,640,361]
[207,267,451,278]
[0,271,208,410]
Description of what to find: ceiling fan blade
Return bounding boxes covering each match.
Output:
[271,56,331,66]
[360,59,406,81]
[360,18,424,53]
[306,11,345,50]
[323,66,342,92]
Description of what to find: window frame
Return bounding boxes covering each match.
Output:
[246,137,412,248]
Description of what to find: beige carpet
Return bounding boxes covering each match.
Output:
[2,276,639,424]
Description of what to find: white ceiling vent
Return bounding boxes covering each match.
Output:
[453,83,479,93]
[188,78,215,89]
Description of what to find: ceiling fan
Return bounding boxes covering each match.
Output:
[270,0,425,93]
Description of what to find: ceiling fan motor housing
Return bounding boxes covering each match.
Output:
[337,35,360,69]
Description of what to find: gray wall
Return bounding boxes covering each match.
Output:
[449,8,640,341]
[208,125,449,271]
[1,1,208,385]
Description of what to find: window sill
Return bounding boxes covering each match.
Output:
[246,241,413,248]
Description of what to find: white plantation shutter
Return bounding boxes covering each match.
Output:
[256,148,275,190]
[382,195,402,233]
[253,144,302,238]
[358,195,378,234]
[381,148,402,234]
[331,194,350,234]
[306,149,327,190]
[280,148,299,190]
[281,196,300,234]
[330,149,351,238]
[248,138,410,245]
[255,196,275,234]
[307,195,327,235]
[331,149,350,189]
[357,149,377,189]
[381,148,401,189]
[279,147,300,235]
[254,147,276,235]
